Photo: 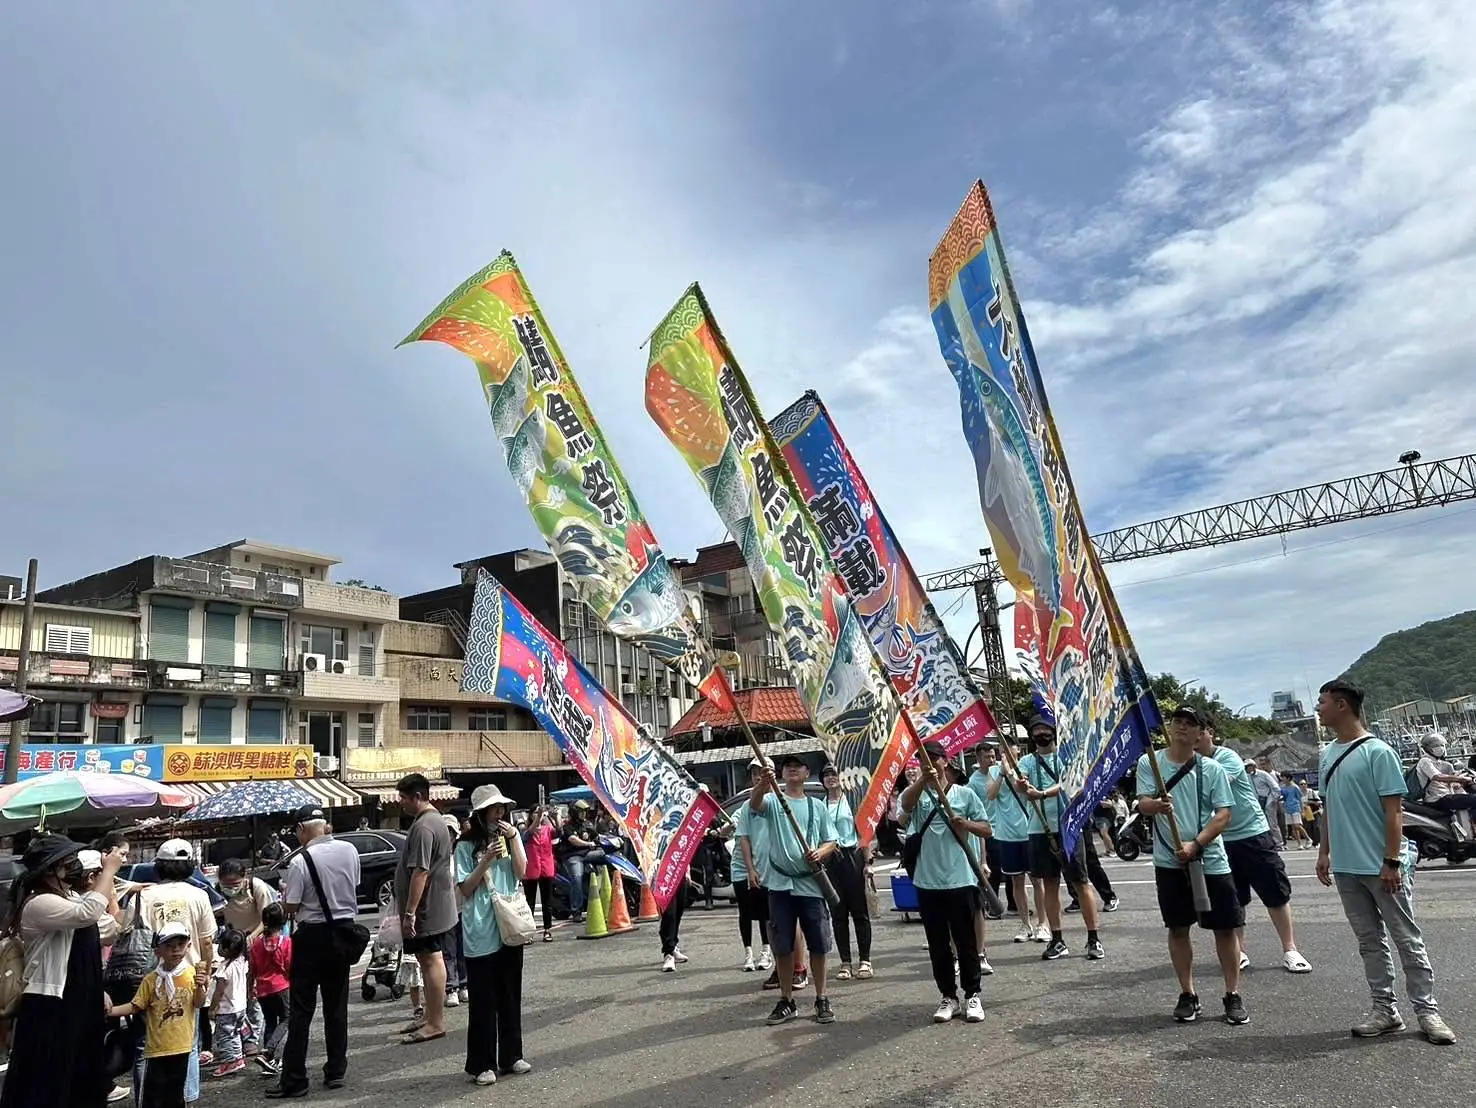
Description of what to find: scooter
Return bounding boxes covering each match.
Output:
[1402,800,1473,865]
[1113,803,1153,863]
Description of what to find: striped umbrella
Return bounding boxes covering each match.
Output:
[0,771,194,830]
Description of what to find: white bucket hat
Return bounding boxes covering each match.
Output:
[470,784,514,811]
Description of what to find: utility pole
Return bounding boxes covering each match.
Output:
[5,559,39,784]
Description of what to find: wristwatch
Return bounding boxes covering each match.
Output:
[1381,857,1401,869]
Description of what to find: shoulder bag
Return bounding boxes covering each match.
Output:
[483,841,536,946]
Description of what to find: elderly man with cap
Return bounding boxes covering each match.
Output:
[1016,716,1106,962]
[898,742,993,1023]
[821,761,873,981]
[268,804,361,1098]
[731,757,774,974]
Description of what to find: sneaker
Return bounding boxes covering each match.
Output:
[978,955,995,976]
[762,968,782,990]
[255,1057,281,1077]
[661,954,676,973]
[474,1070,497,1086]
[264,1085,308,1099]
[1239,951,1251,971]
[213,1059,247,1078]
[856,961,874,979]
[506,1059,534,1075]
[1034,924,1052,943]
[1041,938,1069,961]
[1223,993,1249,1025]
[1173,992,1202,1023]
[444,990,461,1008]
[793,967,810,990]
[323,1077,344,1090]
[933,996,959,1023]
[1352,1010,1405,1037]
[1103,896,1121,913]
[758,948,774,971]
[107,1087,131,1103]
[1065,900,1081,913]
[457,987,469,1003]
[1013,925,1034,943]
[964,995,985,1023]
[814,996,835,1024]
[743,951,756,972]
[766,998,798,1025]
[1282,950,1312,974]
[673,948,690,964]
[1418,1014,1457,1045]
[1085,937,1105,961]
[200,1051,215,1067]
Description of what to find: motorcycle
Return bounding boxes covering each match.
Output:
[1113,804,1153,863]
[1402,799,1474,865]
[552,834,644,919]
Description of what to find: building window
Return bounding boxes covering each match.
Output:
[95,718,124,744]
[358,631,375,677]
[299,624,347,662]
[26,702,88,739]
[405,706,452,731]
[357,712,376,748]
[468,708,507,732]
[44,624,93,655]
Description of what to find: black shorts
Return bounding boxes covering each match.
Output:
[403,928,453,957]
[1154,867,1244,932]
[1225,831,1293,909]
[1028,833,1088,886]
[995,839,1030,876]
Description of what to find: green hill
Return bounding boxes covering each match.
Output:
[1342,610,1476,711]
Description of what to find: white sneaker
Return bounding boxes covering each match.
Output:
[1239,951,1251,971]
[743,951,756,972]
[457,987,469,1004]
[933,996,959,1023]
[1034,925,1052,943]
[474,1070,497,1086]
[444,990,461,1008]
[758,948,774,971]
[661,954,676,973]
[1419,1014,1457,1045]
[507,1059,534,1075]
[673,948,690,964]
[1351,1009,1405,1037]
[107,1088,131,1103]
[1013,924,1033,943]
[964,995,985,1023]
[979,955,994,976]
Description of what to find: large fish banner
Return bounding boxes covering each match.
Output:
[462,572,719,909]
[645,286,915,845]
[928,182,1161,854]
[400,253,732,712]
[770,391,996,756]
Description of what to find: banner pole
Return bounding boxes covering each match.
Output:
[1144,743,1211,911]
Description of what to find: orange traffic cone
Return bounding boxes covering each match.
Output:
[576,871,608,940]
[635,882,660,923]
[606,871,638,935]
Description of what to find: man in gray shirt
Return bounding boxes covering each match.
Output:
[1247,759,1285,848]
[394,773,458,1044]
[270,805,361,1098]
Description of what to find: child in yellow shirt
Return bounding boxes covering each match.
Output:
[108,922,207,1108]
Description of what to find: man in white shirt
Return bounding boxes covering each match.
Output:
[1414,734,1476,834]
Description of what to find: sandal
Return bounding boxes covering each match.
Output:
[400,1029,446,1045]
[835,964,853,980]
[857,961,874,979]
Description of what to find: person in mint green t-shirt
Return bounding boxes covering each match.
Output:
[1315,679,1455,1045]
[731,760,774,975]
[966,745,1014,921]
[1135,706,1247,1027]
[821,763,872,981]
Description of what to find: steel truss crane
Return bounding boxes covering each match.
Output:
[927,452,1476,720]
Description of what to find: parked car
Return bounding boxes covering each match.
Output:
[253,830,406,912]
[694,783,830,907]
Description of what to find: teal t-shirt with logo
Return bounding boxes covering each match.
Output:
[826,795,859,850]
[1135,750,1234,876]
[730,805,750,884]
[1016,751,1067,835]
[981,764,1030,842]
[907,784,985,891]
[1319,735,1406,877]
[967,769,997,826]
[754,792,837,899]
[1211,745,1270,842]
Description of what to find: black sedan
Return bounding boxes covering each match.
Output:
[253,830,406,912]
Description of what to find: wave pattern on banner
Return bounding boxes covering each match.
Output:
[770,392,997,756]
[645,286,915,845]
[927,182,1161,855]
[462,572,718,910]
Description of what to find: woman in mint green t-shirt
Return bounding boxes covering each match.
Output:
[455,784,528,1087]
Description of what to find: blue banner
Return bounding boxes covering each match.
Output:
[0,744,164,781]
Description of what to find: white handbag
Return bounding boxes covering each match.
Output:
[491,888,537,947]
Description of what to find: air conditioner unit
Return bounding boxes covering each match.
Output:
[327,659,349,675]
[315,754,340,773]
[301,653,327,672]
[620,683,635,694]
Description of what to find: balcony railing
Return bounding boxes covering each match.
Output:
[388,729,564,770]
[301,580,399,621]
[1,651,152,690]
[147,660,300,695]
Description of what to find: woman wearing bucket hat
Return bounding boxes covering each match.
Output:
[454,784,531,1086]
[1,833,127,1108]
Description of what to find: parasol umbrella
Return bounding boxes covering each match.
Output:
[0,690,38,723]
[0,770,194,831]
[550,785,595,804]
[178,780,316,822]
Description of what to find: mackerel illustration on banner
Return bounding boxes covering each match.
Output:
[398,251,733,714]
[928,181,1160,855]
[462,572,718,910]
[770,391,996,756]
[644,284,918,845]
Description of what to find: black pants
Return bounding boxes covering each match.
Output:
[281,923,351,1092]
[140,1052,188,1108]
[464,947,524,1077]
[659,894,685,956]
[523,877,554,930]
[1070,837,1116,903]
[258,990,288,1058]
[984,837,1016,911]
[824,849,872,963]
[916,886,981,999]
[734,880,770,948]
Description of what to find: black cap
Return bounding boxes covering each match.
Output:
[921,741,948,762]
[292,803,327,825]
[1169,705,1208,727]
[1028,715,1056,734]
[779,753,808,769]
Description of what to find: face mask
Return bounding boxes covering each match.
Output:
[58,862,85,885]
[220,882,249,899]
[1431,745,1447,758]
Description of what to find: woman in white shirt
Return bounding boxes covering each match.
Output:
[0,834,125,1108]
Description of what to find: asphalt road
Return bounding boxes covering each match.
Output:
[199,850,1475,1108]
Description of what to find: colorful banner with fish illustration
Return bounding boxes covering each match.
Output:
[928,181,1161,855]
[399,253,731,712]
[771,391,996,756]
[645,285,916,845]
[462,572,719,910]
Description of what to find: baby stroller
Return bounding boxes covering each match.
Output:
[360,921,406,1002]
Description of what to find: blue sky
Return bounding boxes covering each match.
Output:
[4,1,1474,716]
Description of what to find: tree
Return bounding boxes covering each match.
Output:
[341,578,387,592]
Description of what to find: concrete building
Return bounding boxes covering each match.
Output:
[674,542,792,691]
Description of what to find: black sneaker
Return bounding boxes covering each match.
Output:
[264,1085,308,1099]
[1085,937,1105,960]
[324,1077,345,1090]
[1173,992,1201,1023]
[1041,938,1069,961]
[814,997,834,1024]
[1103,896,1121,912]
[761,968,782,991]
[1223,993,1249,1025]
[1065,900,1081,913]
[766,998,798,1025]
